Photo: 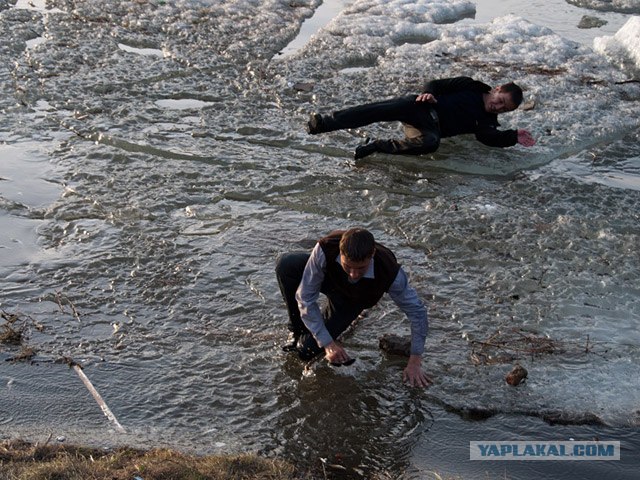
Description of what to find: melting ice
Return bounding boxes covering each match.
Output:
[1,0,639,470]
[594,16,640,67]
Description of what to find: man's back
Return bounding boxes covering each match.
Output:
[432,89,496,137]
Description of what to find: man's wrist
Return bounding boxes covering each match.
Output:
[408,354,422,366]
[324,341,338,353]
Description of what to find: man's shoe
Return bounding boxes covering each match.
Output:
[282,332,300,352]
[354,140,378,159]
[307,113,325,134]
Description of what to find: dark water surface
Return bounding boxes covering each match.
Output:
[1,1,639,478]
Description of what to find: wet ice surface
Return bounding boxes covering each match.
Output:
[1,0,640,478]
[595,15,640,67]
[567,0,640,14]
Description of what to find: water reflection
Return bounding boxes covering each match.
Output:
[272,358,434,475]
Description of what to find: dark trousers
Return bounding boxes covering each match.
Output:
[275,252,364,361]
[322,95,441,154]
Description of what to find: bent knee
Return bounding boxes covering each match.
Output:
[275,253,289,273]
[275,252,304,275]
[413,134,439,153]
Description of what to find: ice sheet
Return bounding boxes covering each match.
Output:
[274,1,640,175]
[594,16,640,67]
[567,0,640,14]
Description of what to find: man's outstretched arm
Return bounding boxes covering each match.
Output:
[476,126,536,148]
[387,269,432,388]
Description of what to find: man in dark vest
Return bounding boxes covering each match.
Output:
[306,76,536,159]
[276,227,431,387]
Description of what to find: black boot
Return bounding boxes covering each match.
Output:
[281,332,300,352]
[354,139,378,159]
[306,113,325,135]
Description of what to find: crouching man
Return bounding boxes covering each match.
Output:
[276,227,431,387]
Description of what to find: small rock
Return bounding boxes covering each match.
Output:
[505,364,528,386]
[578,15,608,29]
[292,82,314,92]
[378,334,411,357]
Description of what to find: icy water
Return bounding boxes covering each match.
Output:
[1,0,639,478]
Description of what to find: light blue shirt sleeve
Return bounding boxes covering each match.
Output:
[295,244,335,348]
[387,268,429,356]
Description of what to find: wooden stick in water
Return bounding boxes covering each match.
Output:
[72,364,126,433]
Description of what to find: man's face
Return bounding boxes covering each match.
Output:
[340,254,372,282]
[484,88,517,114]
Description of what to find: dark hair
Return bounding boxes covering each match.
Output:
[339,228,375,262]
[500,82,523,107]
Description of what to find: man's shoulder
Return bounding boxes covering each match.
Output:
[318,233,341,259]
[319,230,343,243]
[449,76,491,91]
[374,243,399,268]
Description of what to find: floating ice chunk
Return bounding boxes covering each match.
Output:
[400,15,581,69]
[155,99,215,110]
[344,0,475,23]
[26,37,46,50]
[315,0,474,51]
[14,0,65,14]
[567,0,640,15]
[31,99,53,116]
[118,43,165,58]
[336,0,475,33]
[594,16,640,68]
[14,0,47,11]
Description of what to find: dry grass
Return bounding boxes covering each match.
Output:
[0,440,299,480]
[0,311,23,345]
[469,327,606,366]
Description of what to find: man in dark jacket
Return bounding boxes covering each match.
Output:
[306,76,536,159]
[276,227,431,388]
